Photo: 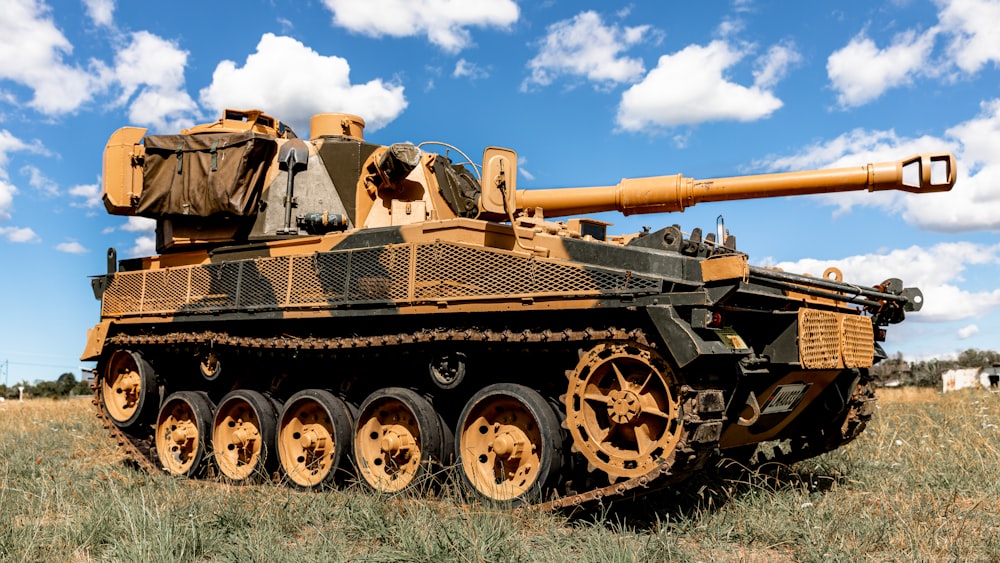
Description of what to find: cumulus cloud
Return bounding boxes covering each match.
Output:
[121,216,155,232]
[957,324,980,339]
[200,33,407,134]
[128,235,156,257]
[453,59,489,80]
[827,0,1000,107]
[21,165,58,197]
[0,130,45,219]
[827,29,937,108]
[111,31,199,132]
[938,0,1000,74]
[616,40,789,131]
[523,11,650,91]
[69,183,102,208]
[0,0,105,114]
[0,225,40,243]
[321,0,518,53]
[752,98,1000,232]
[83,0,114,28]
[55,240,88,254]
[765,242,1000,323]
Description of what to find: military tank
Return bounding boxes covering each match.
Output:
[82,109,955,508]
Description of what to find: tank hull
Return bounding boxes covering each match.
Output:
[86,218,881,506]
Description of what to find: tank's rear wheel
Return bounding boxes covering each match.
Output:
[212,389,279,482]
[564,342,683,481]
[101,349,158,430]
[155,391,215,477]
[456,383,562,502]
[277,389,354,488]
[354,387,444,492]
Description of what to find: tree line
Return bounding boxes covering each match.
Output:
[870,348,1000,387]
[0,372,91,400]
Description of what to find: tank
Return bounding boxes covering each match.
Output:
[83,108,956,507]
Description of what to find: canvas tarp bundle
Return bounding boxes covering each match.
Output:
[137,131,277,218]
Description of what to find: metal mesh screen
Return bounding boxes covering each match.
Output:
[841,314,874,368]
[799,309,875,369]
[414,242,659,299]
[100,241,662,318]
[798,309,841,369]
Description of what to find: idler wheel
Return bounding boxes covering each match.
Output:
[455,383,562,502]
[276,389,354,488]
[155,391,215,477]
[563,342,683,481]
[353,387,445,492]
[101,349,157,430]
[212,389,280,482]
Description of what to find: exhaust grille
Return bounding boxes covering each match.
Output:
[798,309,874,369]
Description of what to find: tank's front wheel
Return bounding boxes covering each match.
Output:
[563,342,683,481]
[455,383,562,502]
[276,389,354,488]
[101,349,157,430]
[353,387,444,492]
[212,389,279,482]
[155,391,215,477]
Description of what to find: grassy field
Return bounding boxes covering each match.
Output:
[1,388,998,562]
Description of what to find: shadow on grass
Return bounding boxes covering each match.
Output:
[556,453,852,531]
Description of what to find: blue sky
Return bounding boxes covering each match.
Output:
[1,0,998,384]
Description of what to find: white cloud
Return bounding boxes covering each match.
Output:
[523,11,650,90]
[0,0,105,114]
[321,0,518,53]
[0,225,40,243]
[753,98,1000,232]
[200,33,407,135]
[55,240,88,254]
[83,0,115,28]
[128,235,156,257]
[0,130,45,219]
[766,242,1000,323]
[827,29,937,108]
[121,216,155,232]
[69,183,101,208]
[111,31,198,132]
[826,0,1000,107]
[753,42,802,89]
[0,179,16,220]
[453,59,489,80]
[21,164,58,197]
[938,0,1000,74]
[957,324,980,339]
[616,40,785,131]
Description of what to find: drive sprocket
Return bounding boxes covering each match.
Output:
[563,342,683,481]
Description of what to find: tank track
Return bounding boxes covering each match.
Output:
[93,325,728,510]
[727,376,877,472]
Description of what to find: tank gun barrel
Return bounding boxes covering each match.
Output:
[513,152,956,217]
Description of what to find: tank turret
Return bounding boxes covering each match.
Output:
[84,109,957,509]
[100,109,955,252]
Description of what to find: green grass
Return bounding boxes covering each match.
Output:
[1,389,998,561]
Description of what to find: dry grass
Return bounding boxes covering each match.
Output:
[1,390,999,561]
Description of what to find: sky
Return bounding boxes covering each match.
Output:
[1,0,998,384]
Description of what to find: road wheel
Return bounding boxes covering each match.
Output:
[455,383,562,502]
[155,391,215,477]
[212,389,279,482]
[277,389,354,488]
[353,387,445,492]
[101,349,158,430]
